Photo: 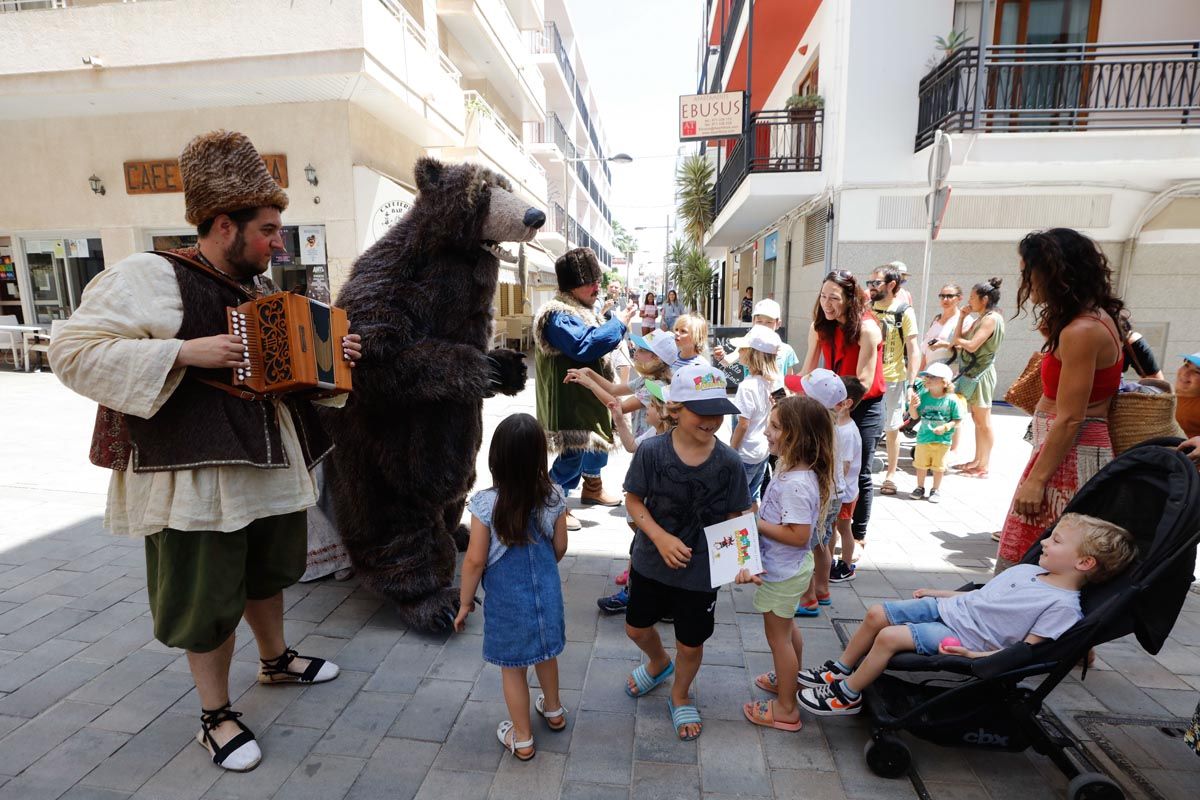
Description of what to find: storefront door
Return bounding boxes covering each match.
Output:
[22,238,104,322]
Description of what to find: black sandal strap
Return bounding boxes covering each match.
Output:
[209,730,257,766]
[199,703,256,765]
[261,647,326,682]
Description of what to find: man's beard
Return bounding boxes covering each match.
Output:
[222,229,269,280]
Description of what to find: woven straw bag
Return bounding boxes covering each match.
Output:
[1004,351,1045,416]
[1108,392,1185,455]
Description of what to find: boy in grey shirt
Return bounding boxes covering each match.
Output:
[796,512,1137,716]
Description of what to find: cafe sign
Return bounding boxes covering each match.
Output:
[679,91,744,141]
[124,155,289,194]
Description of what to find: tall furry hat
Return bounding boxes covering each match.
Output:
[180,130,289,226]
[555,247,603,292]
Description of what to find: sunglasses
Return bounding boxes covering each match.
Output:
[865,279,885,287]
[938,293,960,299]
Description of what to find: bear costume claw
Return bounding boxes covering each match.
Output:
[395,586,462,633]
[486,349,528,397]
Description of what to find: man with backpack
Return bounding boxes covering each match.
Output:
[868,264,920,496]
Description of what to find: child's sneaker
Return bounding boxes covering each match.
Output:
[596,588,628,614]
[797,660,851,689]
[829,560,856,583]
[927,489,941,504]
[910,487,925,500]
[798,681,862,715]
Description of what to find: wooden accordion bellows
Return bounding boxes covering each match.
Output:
[228,293,352,397]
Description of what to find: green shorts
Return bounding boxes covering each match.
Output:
[144,510,307,653]
[752,553,815,619]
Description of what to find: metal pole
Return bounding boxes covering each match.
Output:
[745,0,754,133]
[971,0,993,131]
[918,131,942,330]
[563,160,570,247]
[663,213,670,301]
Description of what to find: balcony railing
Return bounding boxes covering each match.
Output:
[379,0,461,85]
[915,40,1200,150]
[712,109,824,217]
[709,0,747,92]
[464,91,546,184]
[1,0,165,10]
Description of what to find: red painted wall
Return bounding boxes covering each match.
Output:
[722,0,821,113]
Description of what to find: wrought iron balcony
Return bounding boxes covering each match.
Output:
[711,109,824,218]
[916,40,1200,150]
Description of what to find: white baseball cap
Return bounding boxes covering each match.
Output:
[752,298,782,320]
[630,329,680,367]
[888,260,909,275]
[728,324,781,355]
[792,368,847,409]
[667,364,740,416]
[919,362,954,382]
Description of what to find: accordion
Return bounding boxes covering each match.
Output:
[227,293,353,397]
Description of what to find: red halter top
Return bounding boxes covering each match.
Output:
[820,318,886,400]
[1040,316,1124,404]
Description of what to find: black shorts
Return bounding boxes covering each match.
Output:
[625,568,718,648]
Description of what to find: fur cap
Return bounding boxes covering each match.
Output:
[180,130,289,226]
[555,247,602,292]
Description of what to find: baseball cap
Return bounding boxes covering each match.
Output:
[919,362,954,382]
[630,329,680,367]
[668,364,740,416]
[1182,352,1200,369]
[644,379,667,403]
[888,260,908,275]
[752,298,782,320]
[788,368,847,409]
[728,324,781,355]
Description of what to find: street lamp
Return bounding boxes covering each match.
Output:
[560,152,633,248]
[635,216,673,300]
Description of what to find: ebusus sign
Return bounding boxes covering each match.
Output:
[679,91,744,141]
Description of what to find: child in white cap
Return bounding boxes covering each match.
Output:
[728,325,783,502]
[907,362,962,503]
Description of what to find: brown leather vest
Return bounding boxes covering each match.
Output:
[90,250,333,473]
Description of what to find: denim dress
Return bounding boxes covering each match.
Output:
[468,487,567,668]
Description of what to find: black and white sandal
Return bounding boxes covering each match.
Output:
[196,703,261,772]
[258,647,340,685]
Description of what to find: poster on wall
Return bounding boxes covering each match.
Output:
[354,166,417,252]
[308,265,331,304]
[299,226,327,266]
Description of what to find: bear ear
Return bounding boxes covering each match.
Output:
[414,158,444,193]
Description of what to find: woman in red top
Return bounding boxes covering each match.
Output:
[995,228,1126,572]
[801,271,884,567]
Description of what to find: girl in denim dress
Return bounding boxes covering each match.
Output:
[454,414,569,761]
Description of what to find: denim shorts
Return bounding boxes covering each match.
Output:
[882,597,956,656]
[814,500,838,547]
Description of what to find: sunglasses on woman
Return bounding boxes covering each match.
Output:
[938,293,960,299]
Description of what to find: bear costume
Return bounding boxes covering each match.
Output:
[326,157,542,632]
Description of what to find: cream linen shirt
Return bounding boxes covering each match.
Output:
[50,253,320,537]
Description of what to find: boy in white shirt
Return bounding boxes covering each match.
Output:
[797,512,1136,715]
[729,325,782,503]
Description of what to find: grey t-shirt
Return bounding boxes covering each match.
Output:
[937,563,1083,652]
[624,432,752,591]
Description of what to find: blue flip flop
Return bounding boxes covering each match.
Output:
[668,699,703,740]
[794,603,820,617]
[625,661,675,698]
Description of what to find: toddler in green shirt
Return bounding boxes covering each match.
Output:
[907,362,962,503]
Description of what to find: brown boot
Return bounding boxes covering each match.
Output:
[580,475,622,507]
[565,511,581,531]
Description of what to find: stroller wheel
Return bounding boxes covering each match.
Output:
[1066,772,1124,800]
[863,734,910,779]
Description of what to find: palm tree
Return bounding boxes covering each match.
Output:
[675,155,715,246]
[677,247,715,312]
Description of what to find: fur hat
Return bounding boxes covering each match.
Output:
[180,130,289,226]
[555,247,602,292]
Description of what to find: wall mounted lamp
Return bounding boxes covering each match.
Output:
[304,163,319,187]
[88,174,106,196]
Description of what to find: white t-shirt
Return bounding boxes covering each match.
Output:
[835,419,862,503]
[757,469,820,581]
[733,375,772,464]
[921,312,960,366]
[641,303,658,326]
[937,564,1083,652]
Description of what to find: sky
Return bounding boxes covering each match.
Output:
[565,0,701,276]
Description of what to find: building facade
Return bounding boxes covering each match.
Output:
[0,0,618,327]
[698,0,1200,389]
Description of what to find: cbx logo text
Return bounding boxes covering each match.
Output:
[963,729,1009,746]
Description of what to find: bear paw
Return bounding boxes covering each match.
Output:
[395,586,462,633]
[486,349,528,397]
[451,523,470,552]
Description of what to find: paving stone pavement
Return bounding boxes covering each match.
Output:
[1,369,1197,800]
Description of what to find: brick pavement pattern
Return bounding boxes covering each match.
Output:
[1,370,1197,799]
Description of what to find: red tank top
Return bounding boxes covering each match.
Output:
[820,320,886,400]
[1040,316,1124,403]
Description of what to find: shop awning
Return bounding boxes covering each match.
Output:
[522,244,557,288]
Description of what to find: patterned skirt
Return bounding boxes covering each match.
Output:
[996,412,1113,567]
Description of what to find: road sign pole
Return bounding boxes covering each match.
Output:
[919,129,951,329]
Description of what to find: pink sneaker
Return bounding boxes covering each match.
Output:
[614,570,629,586]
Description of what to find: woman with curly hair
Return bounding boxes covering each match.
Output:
[994,228,1126,573]
[800,271,885,570]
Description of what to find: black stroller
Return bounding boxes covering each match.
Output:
[861,440,1200,800]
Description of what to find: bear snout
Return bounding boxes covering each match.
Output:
[523,208,546,229]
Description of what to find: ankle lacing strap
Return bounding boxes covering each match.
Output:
[260,647,300,677]
[200,702,243,730]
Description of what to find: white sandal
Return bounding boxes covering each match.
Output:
[196,704,261,772]
[535,694,568,731]
[496,720,535,761]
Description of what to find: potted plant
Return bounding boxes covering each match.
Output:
[785,93,824,122]
[927,30,974,69]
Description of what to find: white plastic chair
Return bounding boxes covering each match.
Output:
[0,314,21,369]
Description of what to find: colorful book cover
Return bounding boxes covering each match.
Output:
[703,512,763,588]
